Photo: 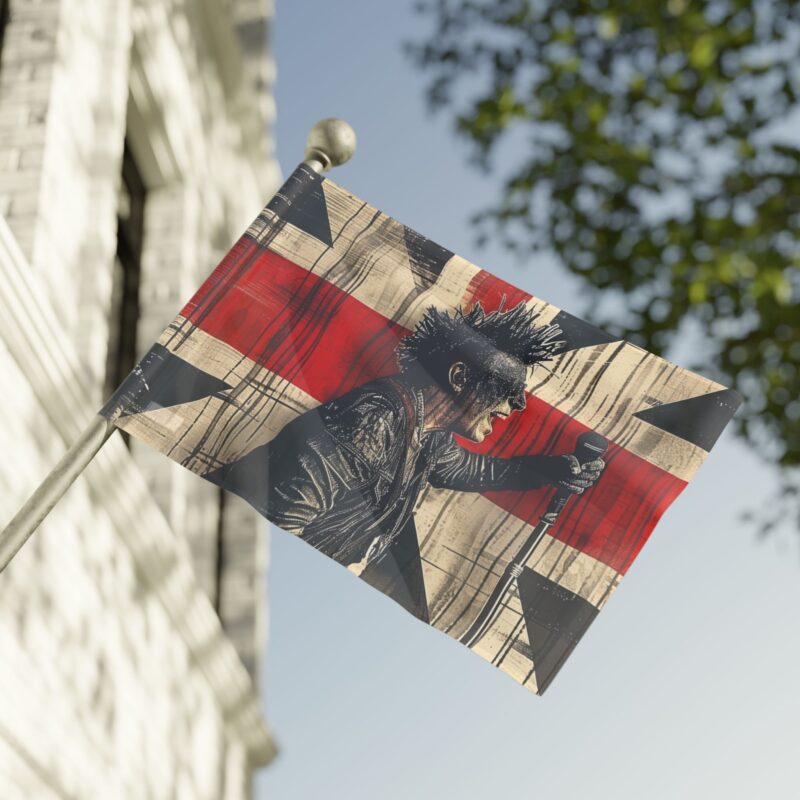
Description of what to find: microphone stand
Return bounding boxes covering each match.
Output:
[459,431,608,649]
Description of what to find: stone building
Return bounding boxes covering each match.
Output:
[0,0,280,797]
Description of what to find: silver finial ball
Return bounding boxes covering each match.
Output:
[304,118,357,172]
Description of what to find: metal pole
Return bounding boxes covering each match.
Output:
[0,118,357,575]
[0,416,114,572]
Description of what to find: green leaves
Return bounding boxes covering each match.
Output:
[689,33,718,69]
[457,85,529,153]
[410,0,800,507]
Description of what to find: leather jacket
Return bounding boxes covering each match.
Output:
[208,376,562,576]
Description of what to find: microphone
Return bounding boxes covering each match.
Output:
[574,430,609,465]
[544,431,609,521]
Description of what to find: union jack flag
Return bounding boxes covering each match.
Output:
[103,165,740,694]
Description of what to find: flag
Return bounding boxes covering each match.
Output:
[102,164,740,694]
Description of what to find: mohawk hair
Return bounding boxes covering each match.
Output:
[396,301,564,383]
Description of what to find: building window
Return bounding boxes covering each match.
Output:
[0,0,9,61]
[105,140,146,401]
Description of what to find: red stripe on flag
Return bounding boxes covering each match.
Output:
[179,242,685,574]
[458,397,686,573]
[179,247,406,402]
[461,269,532,313]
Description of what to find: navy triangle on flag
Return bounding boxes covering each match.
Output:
[359,519,430,623]
[102,343,234,418]
[551,310,622,352]
[633,388,741,451]
[266,164,333,248]
[403,226,454,291]
[516,568,599,694]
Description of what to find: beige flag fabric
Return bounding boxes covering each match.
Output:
[102,165,740,694]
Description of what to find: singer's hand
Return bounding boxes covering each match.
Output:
[554,455,605,494]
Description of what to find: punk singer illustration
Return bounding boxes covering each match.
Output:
[208,301,605,620]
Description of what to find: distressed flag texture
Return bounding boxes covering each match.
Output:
[102,164,741,694]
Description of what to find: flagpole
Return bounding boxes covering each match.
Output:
[0,118,357,575]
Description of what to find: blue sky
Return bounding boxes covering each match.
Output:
[256,3,800,798]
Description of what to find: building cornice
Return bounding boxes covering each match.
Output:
[128,0,276,196]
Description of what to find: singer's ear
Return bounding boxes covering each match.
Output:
[448,361,467,393]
